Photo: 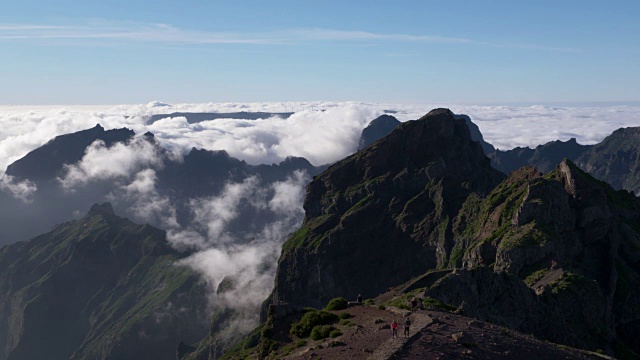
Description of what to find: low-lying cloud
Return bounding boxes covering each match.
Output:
[59,135,163,189]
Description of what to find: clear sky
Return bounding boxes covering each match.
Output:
[1,0,639,105]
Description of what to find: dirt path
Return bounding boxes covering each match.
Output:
[366,307,432,360]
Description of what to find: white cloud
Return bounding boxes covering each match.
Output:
[110,169,179,229]
[58,135,163,189]
[0,175,37,203]
[0,22,578,51]
[3,102,640,182]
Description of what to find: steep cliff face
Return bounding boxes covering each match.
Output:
[0,203,208,360]
[426,160,640,356]
[268,109,505,310]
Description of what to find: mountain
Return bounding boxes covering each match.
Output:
[490,138,589,174]
[0,203,208,360]
[357,114,401,150]
[5,124,134,184]
[267,108,505,310]
[357,113,495,155]
[489,126,640,195]
[246,109,640,359]
[575,127,640,194]
[0,126,326,245]
[423,161,640,355]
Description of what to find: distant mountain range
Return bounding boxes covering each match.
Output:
[1,124,326,245]
[147,112,294,125]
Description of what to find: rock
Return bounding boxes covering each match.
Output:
[451,331,475,345]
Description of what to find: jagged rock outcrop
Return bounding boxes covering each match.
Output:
[425,159,640,356]
[0,203,208,360]
[266,108,505,311]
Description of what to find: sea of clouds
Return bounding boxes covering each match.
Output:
[2,101,640,335]
[3,101,640,176]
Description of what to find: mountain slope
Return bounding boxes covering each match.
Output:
[0,203,208,360]
[267,109,505,311]
[575,127,640,194]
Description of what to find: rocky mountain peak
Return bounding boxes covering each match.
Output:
[267,108,505,311]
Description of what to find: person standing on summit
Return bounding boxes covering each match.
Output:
[391,319,398,338]
[404,317,411,337]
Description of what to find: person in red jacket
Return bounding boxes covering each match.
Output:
[391,319,398,338]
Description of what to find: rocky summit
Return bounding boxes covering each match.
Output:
[267,108,505,311]
[244,109,640,360]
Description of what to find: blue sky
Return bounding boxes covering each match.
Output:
[1,0,639,105]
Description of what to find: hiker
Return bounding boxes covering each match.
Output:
[391,319,398,338]
[404,317,411,337]
[417,297,424,310]
[357,294,363,303]
[410,298,418,311]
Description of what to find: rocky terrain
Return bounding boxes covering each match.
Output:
[216,289,609,360]
[0,203,208,360]
[250,109,640,359]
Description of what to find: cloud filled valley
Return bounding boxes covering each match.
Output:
[2,101,640,354]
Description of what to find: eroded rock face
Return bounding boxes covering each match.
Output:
[268,108,505,311]
[433,160,640,355]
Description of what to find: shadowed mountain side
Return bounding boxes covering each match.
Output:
[5,124,134,183]
[0,126,326,244]
[0,203,208,360]
[147,112,294,125]
[266,108,505,312]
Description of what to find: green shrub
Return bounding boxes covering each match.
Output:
[338,312,352,319]
[329,329,343,338]
[310,325,334,341]
[325,297,349,311]
[377,305,386,310]
[364,299,374,306]
[290,310,339,338]
[339,319,352,326]
[294,340,307,348]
